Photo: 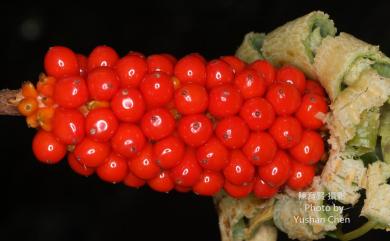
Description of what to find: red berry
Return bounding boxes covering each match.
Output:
[139,72,174,108]
[87,67,120,101]
[234,68,266,99]
[304,80,326,96]
[85,108,118,142]
[178,114,213,147]
[174,84,208,115]
[253,177,278,199]
[193,170,224,196]
[208,84,242,118]
[74,138,111,168]
[296,94,328,129]
[220,55,245,74]
[266,83,301,115]
[115,55,148,88]
[289,130,324,165]
[206,59,234,88]
[196,136,229,171]
[97,153,128,183]
[67,152,94,176]
[276,65,306,93]
[111,88,145,122]
[87,45,119,71]
[127,51,145,58]
[123,171,146,188]
[169,148,202,187]
[174,185,192,193]
[215,116,249,149]
[239,97,275,131]
[32,130,67,164]
[53,76,89,108]
[174,54,206,85]
[161,53,177,65]
[52,107,85,145]
[224,181,253,199]
[287,161,315,190]
[223,150,255,185]
[141,108,175,141]
[147,54,174,75]
[258,150,291,187]
[153,135,185,169]
[249,60,276,86]
[269,116,303,149]
[76,53,88,78]
[44,46,79,78]
[148,170,175,192]
[129,144,160,180]
[111,123,146,158]
[242,132,277,166]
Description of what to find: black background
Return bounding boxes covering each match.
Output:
[2,1,390,241]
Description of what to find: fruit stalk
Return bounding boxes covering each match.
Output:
[0,89,22,116]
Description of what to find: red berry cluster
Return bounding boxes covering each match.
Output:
[20,45,328,199]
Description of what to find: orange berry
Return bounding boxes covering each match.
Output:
[41,97,55,107]
[26,113,39,128]
[21,81,38,98]
[17,97,38,116]
[37,107,55,131]
[37,76,56,97]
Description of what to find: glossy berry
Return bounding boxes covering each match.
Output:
[258,150,291,187]
[87,45,119,71]
[140,72,174,108]
[111,123,146,158]
[220,55,245,74]
[249,60,276,86]
[153,136,185,169]
[239,97,275,131]
[304,80,326,96]
[242,132,277,166]
[289,131,324,165]
[266,83,301,115]
[287,161,315,190]
[253,177,278,199]
[85,108,118,142]
[87,67,120,101]
[123,171,146,188]
[111,88,145,122]
[269,116,302,149]
[178,114,213,147]
[141,108,175,141]
[76,54,88,78]
[74,138,111,168]
[174,84,208,115]
[169,148,202,187]
[53,76,89,108]
[193,170,224,196]
[52,108,85,145]
[67,152,94,177]
[296,94,328,129]
[148,171,175,192]
[223,150,255,185]
[215,116,249,149]
[234,68,266,99]
[44,46,79,78]
[174,54,206,85]
[276,65,306,93]
[129,144,160,180]
[97,153,128,183]
[161,53,177,65]
[206,59,234,88]
[115,55,148,88]
[32,130,67,164]
[208,84,242,118]
[147,54,174,75]
[196,137,229,171]
[224,181,253,199]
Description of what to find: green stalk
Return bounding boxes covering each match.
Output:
[337,220,378,241]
